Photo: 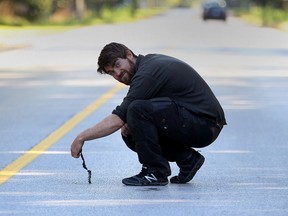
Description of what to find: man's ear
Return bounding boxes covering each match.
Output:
[126,50,133,59]
[126,50,136,63]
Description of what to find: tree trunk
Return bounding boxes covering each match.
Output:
[75,0,86,19]
[0,0,14,16]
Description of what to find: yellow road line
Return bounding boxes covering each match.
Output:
[0,84,124,185]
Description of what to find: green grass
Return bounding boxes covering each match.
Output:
[0,6,166,47]
[0,6,166,28]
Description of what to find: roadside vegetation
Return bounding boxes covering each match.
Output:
[0,0,195,50]
[0,0,192,28]
[237,6,288,29]
[227,0,288,30]
[1,0,287,30]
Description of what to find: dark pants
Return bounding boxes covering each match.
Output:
[122,97,222,177]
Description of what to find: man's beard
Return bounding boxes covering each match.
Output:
[127,58,135,77]
[123,58,135,85]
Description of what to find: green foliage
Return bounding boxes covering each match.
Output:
[0,0,193,26]
[236,5,288,28]
[13,0,53,22]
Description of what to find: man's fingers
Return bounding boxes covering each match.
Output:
[121,123,130,137]
[71,147,82,158]
[71,137,84,158]
[71,151,80,158]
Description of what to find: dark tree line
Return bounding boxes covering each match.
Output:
[1,0,286,23]
[227,0,288,9]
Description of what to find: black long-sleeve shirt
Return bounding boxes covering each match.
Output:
[112,54,226,125]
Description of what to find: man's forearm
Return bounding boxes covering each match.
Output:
[77,114,124,142]
[71,114,125,158]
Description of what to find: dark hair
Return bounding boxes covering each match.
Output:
[97,42,137,74]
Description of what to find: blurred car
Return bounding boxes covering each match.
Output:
[202,0,227,21]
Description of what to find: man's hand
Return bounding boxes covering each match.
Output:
[121,123,130,137]
[71,137,84,158]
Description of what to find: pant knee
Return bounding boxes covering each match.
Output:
[122,134,136,152]
[127,100,152,123]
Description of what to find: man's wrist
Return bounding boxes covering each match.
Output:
[76,135,85,144]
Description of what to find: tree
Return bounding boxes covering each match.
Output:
[13,0,52,21]
[131,0,139,17]
[76,0,86,18]
[0,0,14,16]
[52,0,87,19]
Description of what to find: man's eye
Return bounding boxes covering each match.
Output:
[115,62,120,68]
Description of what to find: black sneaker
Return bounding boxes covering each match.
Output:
[122,165,168,186]
[170,151,205,184]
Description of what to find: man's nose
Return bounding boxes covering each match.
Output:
[114,69,121,77]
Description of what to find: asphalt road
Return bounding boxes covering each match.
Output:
[0,8,288,216]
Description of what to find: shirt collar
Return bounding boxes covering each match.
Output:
[135,54,144,73]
